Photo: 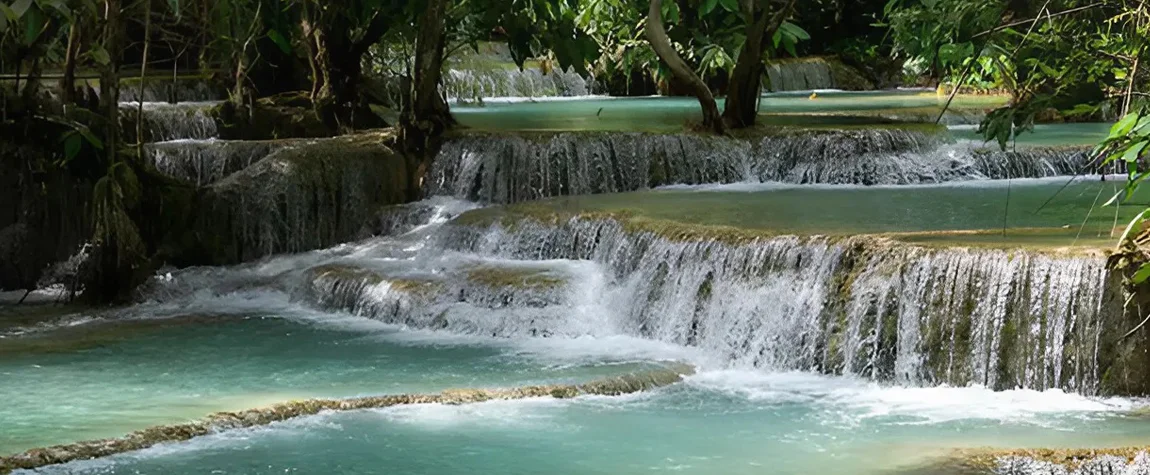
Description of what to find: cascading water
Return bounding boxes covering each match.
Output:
[198,196,1130,397]
[443,67,597,100]
[121,101,220,141]
[431,217,1120,394]
[143,139,293,186]
[116,79,225,103]
[766,60,836,91]
[430,131,1097,203]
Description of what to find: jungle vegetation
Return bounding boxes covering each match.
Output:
[1,0,1148,302]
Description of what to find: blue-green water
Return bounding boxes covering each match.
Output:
[494,177,1149,248]
[23,369,1146,475]
[950,123,1111,148]
[0,304,670,455]
[452,92,1006,132]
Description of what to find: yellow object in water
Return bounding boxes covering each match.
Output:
[809,92,818,100]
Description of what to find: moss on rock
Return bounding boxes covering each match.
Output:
[178,130,411,265]
[464,265,567,290]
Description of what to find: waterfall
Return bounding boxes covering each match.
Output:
[193,133,409,264]
[443,67,597,100]
[144,139,293,186]
[121,101,220,141]
[428,216,1119,394]
[429,131,1095,203]
[117,79,225,102]
[766,60,835,91]
[292,213,1120,394]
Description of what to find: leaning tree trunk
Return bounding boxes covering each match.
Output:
[647,0,723,134]
[62,21,82,104]
[99,0,123,165]
[401,0,453,200]
[722,0,795,128]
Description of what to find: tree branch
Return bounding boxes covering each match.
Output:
[973,3,1106,38]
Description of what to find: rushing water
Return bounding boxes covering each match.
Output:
[4,195,1147,475]
[2,90,1140,475]
[430,130,1105,203]
[443,67,597,100]
[121,101,221,141]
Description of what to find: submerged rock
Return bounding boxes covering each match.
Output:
[927,447,1150,475]
[300,261,573,335]
[0,364,692,472]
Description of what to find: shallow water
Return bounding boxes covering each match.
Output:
[0,307,662,454]
[950,123,1111,148]
[523,177,1148,247]
[452,92,1006,132]
[26,370,1148,475]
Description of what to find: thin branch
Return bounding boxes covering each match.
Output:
[973,3,1106,38]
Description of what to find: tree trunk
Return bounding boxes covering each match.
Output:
[401,0,453,200]
[306,5,392,131]
[62,21,82,104]
[722,0,795,128]
[100,0,123,165]
[137,0,152,153]
[647,0,723,134]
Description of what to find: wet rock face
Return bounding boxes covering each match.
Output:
[143,139,297,186]
[0,144,91,292]
[765,57,874,91]
[182,133,411,265]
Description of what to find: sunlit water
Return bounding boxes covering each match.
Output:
[4,190,1148,474]
[452,92,1007,132]
[504,177,1148,248]
[0,306,663,454]
[1,92,1138,473]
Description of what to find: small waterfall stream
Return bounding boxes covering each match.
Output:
[122,101,220,141]
[766,61,836,91]
[430,131,1095,203]
[143,139,293,186]
[444,67,597,100]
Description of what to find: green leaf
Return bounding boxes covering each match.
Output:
[1123,141,1149,163]
[1133,263,1150,284]
[700,0,718,15]
[63,132,81,160]
[10,0,32,17]
[267,29,291,54]
[88,45,110,66]
[779,21,810,41]
[1118,208,1150,246]
[718,0,738,13]
[77,126,103,149]
[23,3,44,45]
[1110,113,1140,138]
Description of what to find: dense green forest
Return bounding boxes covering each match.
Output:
[2,0,1149,303]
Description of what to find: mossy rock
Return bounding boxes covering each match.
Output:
[176,130,411,265]
[464,265,567,290]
